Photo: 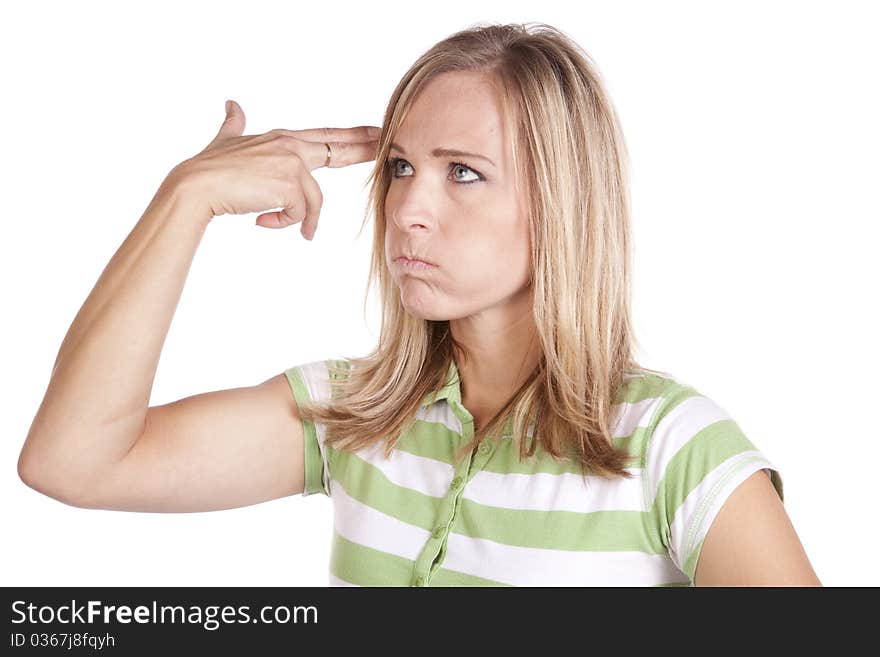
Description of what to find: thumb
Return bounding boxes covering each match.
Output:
[209,99,245,146]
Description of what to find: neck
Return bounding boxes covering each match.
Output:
[449,292,540,428]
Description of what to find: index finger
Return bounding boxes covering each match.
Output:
[287,133,382,170]
[292,126,382,143]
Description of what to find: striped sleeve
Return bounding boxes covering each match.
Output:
[644,384,784,584]
[283,360,336,497]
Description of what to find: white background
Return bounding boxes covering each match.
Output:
[2,0,877,586]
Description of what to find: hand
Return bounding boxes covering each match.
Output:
[175,100,381,240]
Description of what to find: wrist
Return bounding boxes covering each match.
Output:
[155,163,215,229]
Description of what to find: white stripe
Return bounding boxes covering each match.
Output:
[645,395,731,505]
[352,420,649,513]
[328,574,360,587]
[418,395,657,443]
[611,396,660,437]
[416,403,463,435]
[441,533,685,586]
[352,441,454,498]
[630,369,687,385]
[463,467,647,513]
[668,452,775,571]
[303,367,670,502]
[296,360,335,495]
[332,483,430,562]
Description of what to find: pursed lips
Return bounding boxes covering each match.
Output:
[394,256,437,268]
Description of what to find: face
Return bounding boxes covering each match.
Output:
[384,70,532,322]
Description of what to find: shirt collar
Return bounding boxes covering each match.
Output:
[421,359,521,438]
[420,359,461,407]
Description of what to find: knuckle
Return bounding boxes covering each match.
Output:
[285,200,303,223]
[288,153,305,173]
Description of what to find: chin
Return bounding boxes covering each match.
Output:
[402,304,448,321]
[398,293,449,321]
[402,301,477,322]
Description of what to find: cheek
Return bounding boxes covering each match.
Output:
[470,218,530,273]
[447,232,530,296]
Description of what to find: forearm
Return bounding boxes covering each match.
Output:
[20,170,213,490]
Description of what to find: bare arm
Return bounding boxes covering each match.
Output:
[694,470,823,586]
[18,102,378,510]
[17,175,308,510]
[76,373,306,512]
[18,172,217,501]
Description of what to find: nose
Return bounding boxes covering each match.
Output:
[391,211,431,232]
[387,180,437,232]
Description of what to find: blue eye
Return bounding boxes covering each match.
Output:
[387,157,483,185]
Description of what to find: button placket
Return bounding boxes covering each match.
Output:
[411,398,478,588]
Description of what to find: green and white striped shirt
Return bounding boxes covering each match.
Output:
[284,358,783,587]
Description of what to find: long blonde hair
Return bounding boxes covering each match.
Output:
[296,21,663,479]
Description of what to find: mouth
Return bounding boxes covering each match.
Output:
[394,256,437,270]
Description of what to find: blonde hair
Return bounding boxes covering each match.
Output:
[296,21,664,480]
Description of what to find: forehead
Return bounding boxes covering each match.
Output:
[396,71,507,159]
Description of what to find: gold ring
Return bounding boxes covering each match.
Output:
[324,142,332,168]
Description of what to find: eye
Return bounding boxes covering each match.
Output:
[387,157,483,185]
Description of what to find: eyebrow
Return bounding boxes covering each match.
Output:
[389,142,497,168]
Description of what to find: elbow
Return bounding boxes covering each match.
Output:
[18,447,89,509]
[17,449,40,492]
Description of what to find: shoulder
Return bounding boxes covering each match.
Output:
[617,367,784,513]
[284,357,353,402]
[613,368,700,437]
[620,369,788,582]
[616,367,740,448]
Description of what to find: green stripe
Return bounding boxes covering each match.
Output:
[453,498,666,553]
[329,448,670,554]
[331,442,667,553]
[684,536,705,583]
[616,373,685,404]
[330,450,445,531]
[650,418,759,545]
[397,411,649,476]
[651,580,692,587]
[289,363,783,587]
[395,419,465,465]
[681,458,783,579]
[329,532,514,586]
[484,428,644,475]
[284,366,326,497]
[330,533,415,586]
[646,386,703,435]
[429,566,514,586]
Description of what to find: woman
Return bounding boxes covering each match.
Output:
[18,22,820,587]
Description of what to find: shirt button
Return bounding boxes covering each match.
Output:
[451,476,462,490]
[415,576,425,587]
[432,525,446,539]
[478,441,491,454]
